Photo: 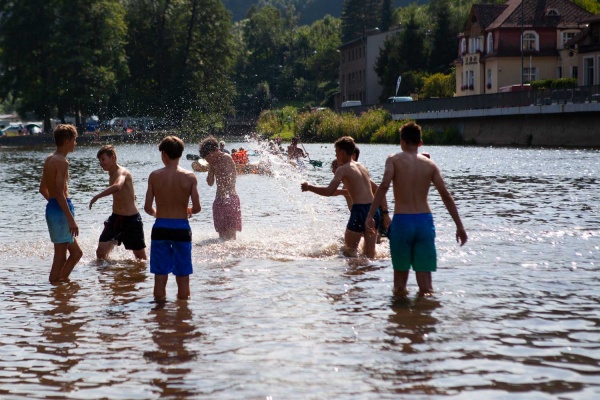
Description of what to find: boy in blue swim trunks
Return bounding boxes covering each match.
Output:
[89,145,147,260]
[301,136,388,258]
[366,121,467,297]
[39,124,83,283]
[144,136,201,301]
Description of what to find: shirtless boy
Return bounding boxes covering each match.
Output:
[89,145,146,260]
[144,136,201,301]
[366,121,468,297]
[199,136,242,240]
[39,124,83,283]
[301,136,385,258]
[287,137,307,160]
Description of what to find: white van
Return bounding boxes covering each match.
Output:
[388,96,413,103]
[341,100,362,107]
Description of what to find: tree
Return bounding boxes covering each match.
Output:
[341,0,384,42]
[428,3,457,73]
[420,72,455,98]
[0,0,128,130]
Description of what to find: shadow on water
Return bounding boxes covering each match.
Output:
[38,282,84,390]
[143,301,203,398]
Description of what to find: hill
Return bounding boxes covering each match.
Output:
[223,0,428,25]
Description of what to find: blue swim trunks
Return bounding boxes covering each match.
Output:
[347,203,380,233]
[388,213,437,272]
[45,198,75,244]
[150,218,193,276]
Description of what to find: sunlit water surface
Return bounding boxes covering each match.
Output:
[0,141,598,399]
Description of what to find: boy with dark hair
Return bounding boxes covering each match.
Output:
[39,124,83,283]
[301,136,386,258]
[366,121,468,297]
[89,145,147,260]
[144,136,201,301]
[199,136,242,240]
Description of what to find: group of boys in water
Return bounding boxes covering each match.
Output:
[40,122,467,301]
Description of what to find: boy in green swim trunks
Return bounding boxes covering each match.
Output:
[39,124,83,283]
[366,122,467,297]
[144,136,201,301]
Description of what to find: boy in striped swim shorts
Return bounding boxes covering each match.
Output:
[144,136,201,302]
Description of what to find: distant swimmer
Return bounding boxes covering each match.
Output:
[200,136,242,240]
[219,140,230,154]
[287,137,306,160]
[366,122,467,297]
[144,136,201,302]
[89,145,147,261]
[301,136,386,258]
[39,124,83,283]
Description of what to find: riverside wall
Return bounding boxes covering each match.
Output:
[393,103,600,148]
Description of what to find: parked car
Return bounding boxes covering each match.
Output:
[341,100,362,107]
[25,123,42,134]
[1,125,24,136]
[388,96,414,103]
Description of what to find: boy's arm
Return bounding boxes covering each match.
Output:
[432,166,467,246]
[39,173,50,200]
[206,164,215,186]
[188,174,201,216]
[301,169,343,196]
[54,161,78,237]
[370,179,391,227]
[144,174,156,217]
[89,171,126,209]
[366,157,394,232]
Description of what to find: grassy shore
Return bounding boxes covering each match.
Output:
[256,107,469,145]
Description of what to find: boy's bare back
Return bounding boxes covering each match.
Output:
[147,166,198,219]
[337,161,374,204]
[388,152,438,214]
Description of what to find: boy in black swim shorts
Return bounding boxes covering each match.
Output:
[90,145,147,260]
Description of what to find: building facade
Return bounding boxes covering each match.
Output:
[455,0,592,96]
[338,28,401,105]
[566,14,600,86]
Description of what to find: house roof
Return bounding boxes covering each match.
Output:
[486,0,592,30]
[473,4,508,30]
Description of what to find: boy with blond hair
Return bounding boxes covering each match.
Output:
[39,124,83,283]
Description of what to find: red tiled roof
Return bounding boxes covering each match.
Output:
[487,0,592,30]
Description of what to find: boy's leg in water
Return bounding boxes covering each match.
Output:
[344,229,361,257]
[50,243,69,283]
[60,240,82,281]
[393,270,410,297]
[132,249,147,260]
[362,229,378,258]
[154,274,168,301]
[176,275,190,300]
[96,241,115,260]
[416,272,434,297]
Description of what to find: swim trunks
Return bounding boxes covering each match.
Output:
[347,203,381,233]
[99,213,146,250]
[212,194,242,233]
[45,198,75,244]
[388,213,437,272]
[150,218,193,276]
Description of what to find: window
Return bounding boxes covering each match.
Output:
[469,70,475,88]
[584,57,594,85]
[557,66,562,79]
[522,67,537,83]
[572,66,578,79]
[522,31,538,51]
[487,33,493,53]
[461,38,467,54]
[561,31,577,49]
[546,8,559,16]
[487,69,492,84]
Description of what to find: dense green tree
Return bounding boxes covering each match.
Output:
[341,0,385,42]
[0,0,127,131]
[123,0,235,132]
[380,0,394,31]
[428,1,456,73]
[420,72,455,98]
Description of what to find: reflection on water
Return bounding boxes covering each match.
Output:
[0,144,598,398]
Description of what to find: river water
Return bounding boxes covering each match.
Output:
[0,140,598,399]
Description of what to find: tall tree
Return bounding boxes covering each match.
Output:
[0,0,128,130]
[380,0,394,32]
[341,0,383,42]
[0,0,58,130]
